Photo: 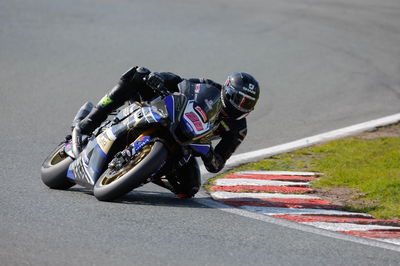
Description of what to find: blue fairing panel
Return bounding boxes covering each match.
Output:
[95,143,107,159]
[151,110,162,121]
[67,169,75,179]
[190,144,211,155]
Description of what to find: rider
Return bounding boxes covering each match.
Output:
[76,67,260,198]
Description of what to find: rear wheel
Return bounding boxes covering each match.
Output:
[93,141,168,201]
[41,143,75,190]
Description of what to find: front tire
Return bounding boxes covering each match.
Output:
[41,143,75,190]
[93,141,168,201]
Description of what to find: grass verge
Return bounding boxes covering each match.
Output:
[206,124,400,219]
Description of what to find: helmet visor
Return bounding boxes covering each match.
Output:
[225,85,256,112]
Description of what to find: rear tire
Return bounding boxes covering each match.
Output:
[94,141,168,201]
[41,143,75,190]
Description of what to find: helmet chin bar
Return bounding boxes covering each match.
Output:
[220,107,249,120]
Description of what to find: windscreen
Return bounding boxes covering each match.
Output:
[179,81,222,124]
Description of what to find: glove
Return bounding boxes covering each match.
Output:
[145,72,165,92]
[201,148,225,173]
[130,66,151,84]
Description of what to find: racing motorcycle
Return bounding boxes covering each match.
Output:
[41,81,222,201]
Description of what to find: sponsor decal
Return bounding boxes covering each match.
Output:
[243,83,256,95]
[133,135,151,153]
[195,106,208,122]
[96,129,115,154]
[185,112,204,131]
[99,95,113,106]
[195,84,201,93]
[137,136,146,142]
[97,134,110,150]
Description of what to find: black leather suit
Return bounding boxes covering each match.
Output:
[79,67,247,197]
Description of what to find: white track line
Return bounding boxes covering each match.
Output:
[302,222,400,232]
[381,239,400,245]
[214,179,309,187]
[226,113,400,167]
[194,197,400,252]
[210,191,321,199]
[240,206,374,217]
[195,113,400,251]
[237,171,318,176]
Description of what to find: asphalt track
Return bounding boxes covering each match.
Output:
[1,0,400,265]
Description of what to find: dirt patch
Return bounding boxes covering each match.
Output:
[361,123,400,139]
[311,186,379,210]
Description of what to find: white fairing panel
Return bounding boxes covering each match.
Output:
[182,101,210,136]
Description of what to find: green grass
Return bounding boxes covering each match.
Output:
[206,125,400,219]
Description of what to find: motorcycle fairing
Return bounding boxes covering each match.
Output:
[96,127,117,155]
[182,100,211,136]
[121,104,168,130]
[67,127,117,187]
[66,104,166,188]
[178,80,222,124]
[65,86,219,188]
[189,143,210,155]
[114,103,141,122]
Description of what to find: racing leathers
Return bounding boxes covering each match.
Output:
[78,66,247,197]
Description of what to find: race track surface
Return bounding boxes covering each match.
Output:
[1,0,400,265]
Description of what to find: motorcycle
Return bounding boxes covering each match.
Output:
[41,81,222,201]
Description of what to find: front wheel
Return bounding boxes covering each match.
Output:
[41,143,75,190]
[93,141,168,201]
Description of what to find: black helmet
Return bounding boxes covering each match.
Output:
[221,72,260,120]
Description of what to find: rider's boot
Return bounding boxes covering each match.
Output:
[166,157,201,198]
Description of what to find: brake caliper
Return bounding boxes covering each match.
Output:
[108,135,152,170]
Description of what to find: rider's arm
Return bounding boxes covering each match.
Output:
[150,76,220,95]
[158,72,183,93]
[187,78,222,90]
[139,72,183,97]
[201,118,247,173]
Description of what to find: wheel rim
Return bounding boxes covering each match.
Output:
[49,146,68,166]
[99,144,153,186]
